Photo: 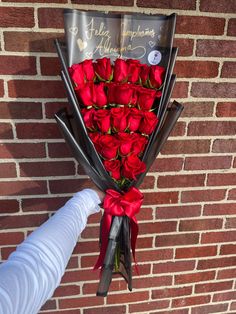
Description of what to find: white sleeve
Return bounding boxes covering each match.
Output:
[0,189,101,314]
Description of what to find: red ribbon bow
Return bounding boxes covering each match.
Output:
[94,187,143,271]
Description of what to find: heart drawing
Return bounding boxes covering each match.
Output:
[148,41,155,48]
[69,27,78,36]
[77,38,88,51]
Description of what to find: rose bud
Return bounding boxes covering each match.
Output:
[137,86,156,111]
[89,132,101,151]
[116,132,135,156]
[149,65,165,89]
[113,58,128,82]
[94,58,113,81]
[99,134,120,160]
[131,133,148,155]
[94,83,108,107]
[68,63,85,87]
[103,159,121,180]
[111,107,129,132]
[139,111,158,135]
[122,154,146,180]
[126,59,141,83]
[81,108,96,131]
[140,64,150,85]
[81,59,95,81]
[94,109,111,133]
[127,107,142,132]
[75,82,96,107]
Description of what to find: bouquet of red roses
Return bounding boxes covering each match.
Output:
[54,9,183,296]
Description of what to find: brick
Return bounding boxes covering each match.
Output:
[181,102,214,117]
[0,80,4,97]
[196,39,236,58]
[228,188,236,200]
[136,249,173,262]
[152,286,192,299]
[0,7,34,27]
[0,199,19,213]
[136,207,153,221]
[0,102,42,119]
[72,0,133,5]
[74,241,99,254]
[40,57,61,76]
[172,295,211,308]
[173,38,194,56]
[22,196,71,212]
[139,176,155,189]
[175,270,215,285]
[191,82,236,98]
[1,247,16,260]
[107,291,149,304]
[200,0,236,13]
[216,102,236,117]
[228,18,236,36]
[181,189,226,203]
[0,232,24,245]
[218,268,236,280]
[4,31,64,52]
[213,139,236,153]
[202,231,236,244]
[157,174,205,188]
[198,256,236,270]
[53,284,80,298]
[208,173,236,186]
[220,244,236,255]
[49,178,93,194]
[184,156,232,171]
[0,143,46,158]
[171,82,188,98]
[0,56,36,75]
[41,300,56,311]
[174,60,218,78]
[0,123,13,139]
[176,246,217,259]
[0,162,17,179]
[179,218,223,231]
[231,302,236,310]
[139,221,177,234]
[156,205,201,219]
[59,296,104,309]
[195,280,233,294]
[48,142,72,158]
[129,300,169,313]
[143,192,178,205]
[16,123,61,139]
[177,16,224,35]
[133,275,172,289]
[8,80,65,98]
[213,290,236,302]
[80,224,99,239]
[152,310,189,314]
[153,260,195,274]
[0,180,47,196]
[191,304,229,314]
[0,214,48,229]
[150,157,183,172]
[188,121,236,136]
[3,0,67,2]
[39,310,80,314]
[204,203,236,216]
[137,0,196,9]
[20,161,75,177]
[155,233,199,247]
[61,269,98,283]
[38,8,63,29]
[170,121,186,136]
[221,62,236,78]
[161,140,210,155]
[84,305,126,314]
[45,102,69,119]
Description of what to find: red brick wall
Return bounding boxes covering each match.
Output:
[0,0,236,313]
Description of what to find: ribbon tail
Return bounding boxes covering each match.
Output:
[130,217,139,275]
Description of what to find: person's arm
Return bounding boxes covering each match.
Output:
[0,189,103,314]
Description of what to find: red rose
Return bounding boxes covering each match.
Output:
[99,134,119,160]
[75,82,95,106]
[103,159,121,180]
[94,58,113,81]
[82,108,96,131]
[107,83,136,106]
[139,111,158,135]
[127,107,142,132]
[131,133,148,155]
[137,86,156,111]
[116,132,134,156]
[94,109,111,133]
[68,64,85,87]
[126,59,141,83]
[122,154,146,180]
[113,59,128,82]
[149,65,165,89]
[94,83,107,107]
[111,107,129,132]
[89,132,101,151]
[140,64,150,85]
[81,59,95,81]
